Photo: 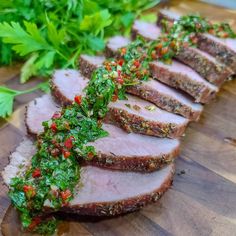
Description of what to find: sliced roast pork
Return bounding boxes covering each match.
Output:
[105,36,130,58]
[132,20,232,86]
[79,53,203,121]
[157,9,236,73]
[25,94,60,135]
[51,69,189,138]
[79,54,105,79]
[132,20,162,41]
[150,60,218,103]
[25,94,180,172]
[51,69,89,106]
[3,140,174,216]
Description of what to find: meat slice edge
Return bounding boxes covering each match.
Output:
[25,94,180,172]
[150,60,218,103]
[2,140,174,216]
[132,20,233,86]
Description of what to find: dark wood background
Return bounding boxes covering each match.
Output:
[0,1,236,235]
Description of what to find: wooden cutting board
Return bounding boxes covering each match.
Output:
[1,1,236,235]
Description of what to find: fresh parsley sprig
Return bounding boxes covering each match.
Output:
[0,81,49,118]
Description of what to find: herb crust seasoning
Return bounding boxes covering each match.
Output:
[8,14,236,235]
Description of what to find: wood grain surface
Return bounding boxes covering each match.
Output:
[1,1,236,235]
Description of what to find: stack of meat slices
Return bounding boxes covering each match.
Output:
[3,10,236,217]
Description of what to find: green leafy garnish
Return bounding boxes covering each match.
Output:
[0,81,49,118]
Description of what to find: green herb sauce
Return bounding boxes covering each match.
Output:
[8,14,236,235]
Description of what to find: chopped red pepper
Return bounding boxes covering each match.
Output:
[61,189,72,202]
[116,77,124,85]
[32,168,41,178]
[117,59,124,66]
[50,122,57,132]
[121,47,127,55]
[23,185,36,198]
[87,152,94,160]
[155,43,162,50]
[133,60,140,68]
[64,136,74,149]
[221,32,229,38]
[74,95,82,105]
[28,217,41,231]
[63,150,71,158]
[112,94,118,102]
[161,47,168,55]
[52,112,61,119]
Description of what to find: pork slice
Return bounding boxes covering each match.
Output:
[105,36,130,58]
[79,53,203,121]
[106,94,189,138]
[131,20,162,41]
[132,20,233,86]
[25,94,180,172]
[149,60,219,103]
[51,69,189,138]
[197,33,236,73]
[51,69,89,106]
[25,94,60,135]
[79,54,105,79]
[156,9,180,26]
[126,80,203,121]
[3,141,174,216]
[157,9,236,73]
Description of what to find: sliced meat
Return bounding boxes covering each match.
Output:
[51,69,189,138]
[79,54,105,79]
[51,69,89,106]
[105,36,130,58]
[59,164,174,216]
[105,94,188,138]
[25,94,60,135]
[197,33,236,73]
[2,139,36,186]
[176,46,233,86]
[126,80,203,121]
[157,9,236,73]
[132,20,232,86]
[25,94,180,172]
[157,9,180,27]
[131,20,162,41]
[150,60,219,103]
[79,54,203,121]
[3,140,174,216]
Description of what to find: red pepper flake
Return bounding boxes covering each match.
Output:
[52,111,61,119]
[87,152,94,160]
[121,47,127,55]
[208,28,215,34]
[112,94,118,102]
[50,122,57,132]
[221,32,229,38]
[64,136,74,149]
[28,217,41,231]
[161,47,168,55]
[61,189,72,202]
[63,150,71,158]
[116,77,124,85]
[74,95,82,105]
[133,60,140,68]
[155,43,162,50]
[117,59,124,66]
[32,168,41,178]
[23,185,36,198]
[51,148,60,157]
